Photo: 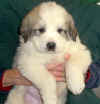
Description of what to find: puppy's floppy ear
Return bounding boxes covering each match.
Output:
[68,16,78,41]
[19,5,41,43]
[19,16,33,43]
[20,26,32,43]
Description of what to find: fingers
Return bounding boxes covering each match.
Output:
[49,70,65,77]
[48,68,66,82]
[64,53,71,61]
[50,71,65,82]
[47,63,64,71]
[47,62,66,82]
[55,77,66,82]
[53,71,65,82]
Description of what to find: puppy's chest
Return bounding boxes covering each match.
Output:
[35,52,65,65]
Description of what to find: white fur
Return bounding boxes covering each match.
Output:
[5,2,92,104]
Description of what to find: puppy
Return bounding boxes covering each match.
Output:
[5,2,92,104]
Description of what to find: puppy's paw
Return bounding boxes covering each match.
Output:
[68,80,85,95]
[67,72,85,95]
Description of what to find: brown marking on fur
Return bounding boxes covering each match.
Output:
[20,5,42,42]
[68,16,78,41]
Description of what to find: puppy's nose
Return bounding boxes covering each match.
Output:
[47,42,56,51]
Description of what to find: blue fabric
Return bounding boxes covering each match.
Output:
[86,59,100,88]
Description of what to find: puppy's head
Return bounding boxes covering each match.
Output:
[20,2,78,53]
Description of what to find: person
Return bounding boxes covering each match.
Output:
[0,0,100,104]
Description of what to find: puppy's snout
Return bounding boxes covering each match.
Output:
[47,42,56,51]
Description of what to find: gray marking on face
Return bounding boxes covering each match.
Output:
[31,27,46,36]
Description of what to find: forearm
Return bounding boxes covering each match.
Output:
[0,68,13,92]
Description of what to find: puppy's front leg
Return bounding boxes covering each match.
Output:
[65,64,85,95]
[65,43,91,95]
[19,64,57,104]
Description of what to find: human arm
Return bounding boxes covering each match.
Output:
[0,68,13,91]
[1,62,66,89]
[2,69,32,87]
[0,53,70,90]
[2,63,65,88]
[2,58,100,90]
[0,68,33,92]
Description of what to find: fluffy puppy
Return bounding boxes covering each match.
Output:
[5,2,92,104]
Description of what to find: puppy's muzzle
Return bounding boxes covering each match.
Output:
[47,42,56,51]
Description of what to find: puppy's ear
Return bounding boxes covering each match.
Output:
[68,16,78,41]
[19,5,41,43]
[19,16,33,43]
[20,26,32,43]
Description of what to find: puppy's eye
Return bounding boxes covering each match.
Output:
[58,28,63,33]
[32,27,45,36]
[38,28,45,33]
[57,28,67,34]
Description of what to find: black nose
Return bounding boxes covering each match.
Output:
[47,42,56,51]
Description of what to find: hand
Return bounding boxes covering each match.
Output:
[47,53,70,82]
[3,69,32,87]
[47,63,65,82]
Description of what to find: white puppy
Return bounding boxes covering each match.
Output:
[5,2,92,104]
